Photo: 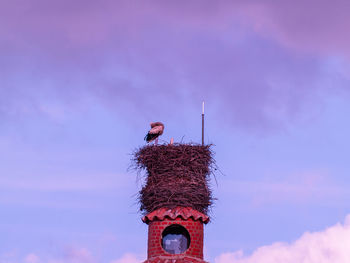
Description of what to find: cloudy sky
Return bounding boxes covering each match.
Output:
[1,0,350,262]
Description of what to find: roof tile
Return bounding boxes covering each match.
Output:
[142,207,209,224]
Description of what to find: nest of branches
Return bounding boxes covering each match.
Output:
[132,143,215,215]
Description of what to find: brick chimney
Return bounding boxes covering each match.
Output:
[133,144,214,263]
[142,207,209,263]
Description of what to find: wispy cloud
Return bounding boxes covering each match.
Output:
[221,171,350,207]
[215,214,350,263]
[110,253,143,263]
[237,0,350,59]
[3,249,143,263]
[22,248,96,263]
[23,254,40,263]
[0,173,129,192]
[0,172,135,210]
[1,1,346,130]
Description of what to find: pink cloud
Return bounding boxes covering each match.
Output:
[221,171,347,207]
[0,1,348,130]
[3,248,97,263]
[10,250,143,263]
[47,247,96,263]
[24,254,40,263]
[3,0,350,56]
[215,214,350,263]
[110,253,143,263]
[237,0,350,58]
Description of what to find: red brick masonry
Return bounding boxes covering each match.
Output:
[144,255,208,263]
[143,207,209,263]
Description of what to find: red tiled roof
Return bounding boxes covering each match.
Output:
[142,207,210,224]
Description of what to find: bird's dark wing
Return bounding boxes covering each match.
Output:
[144,132,159,142]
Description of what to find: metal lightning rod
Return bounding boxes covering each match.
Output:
[202,101,204,146]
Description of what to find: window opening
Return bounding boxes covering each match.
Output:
[162,224,191,254]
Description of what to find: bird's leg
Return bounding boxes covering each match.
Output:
[155,138,159,145]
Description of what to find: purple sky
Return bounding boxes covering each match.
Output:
[1,1,350,262]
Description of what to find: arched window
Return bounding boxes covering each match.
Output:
[162,224,191,254]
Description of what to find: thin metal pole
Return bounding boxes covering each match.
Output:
[202,114,204,145]
[202,101,204,145]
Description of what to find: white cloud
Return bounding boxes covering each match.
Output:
[110,253,143,263]
[64,248,95,263]
[23,254,40,263]
[1,248,143,263]
[45,248,96,263]
[215,215,350,263]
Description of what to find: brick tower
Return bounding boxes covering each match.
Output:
[134,144,213,263]
[143,207,209,262]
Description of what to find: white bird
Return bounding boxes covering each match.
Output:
[144,122,164,144]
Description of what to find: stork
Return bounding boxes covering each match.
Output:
[144,122,164,144]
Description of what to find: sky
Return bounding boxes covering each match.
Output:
[1,0,350,262]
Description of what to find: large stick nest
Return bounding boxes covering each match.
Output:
[132,143,215,215]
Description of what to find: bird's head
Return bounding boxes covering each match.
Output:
[150,122,164,128]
